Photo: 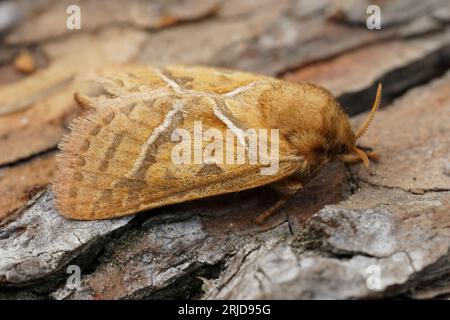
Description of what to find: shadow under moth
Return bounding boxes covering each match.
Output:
[54,65,381,223]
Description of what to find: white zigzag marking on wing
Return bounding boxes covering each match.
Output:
[222,81,259,97]
[129,100,184,176]
[212,103,246,148]
[150,67,183,94]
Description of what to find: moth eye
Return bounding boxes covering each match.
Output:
[313,145,327,155]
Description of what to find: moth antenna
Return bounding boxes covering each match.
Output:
[355,83,382,140]
[352,146,369,167]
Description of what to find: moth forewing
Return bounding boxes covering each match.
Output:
[54,66,303,220]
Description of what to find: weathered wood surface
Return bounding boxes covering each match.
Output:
[0,0,449,299]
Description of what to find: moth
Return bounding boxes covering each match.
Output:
[54,65,381,223]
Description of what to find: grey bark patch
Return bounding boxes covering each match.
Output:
[206,191,450,299]
[0,191,132,286]
[443,161,450,177]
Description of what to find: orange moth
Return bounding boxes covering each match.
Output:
[54,65,381,222]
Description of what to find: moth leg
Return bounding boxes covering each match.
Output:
[340,151,379,164]
[254,197,290,225]
[255,177,303,225]
[74,92,96,110]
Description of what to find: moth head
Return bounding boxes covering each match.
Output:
[338,83,382,167]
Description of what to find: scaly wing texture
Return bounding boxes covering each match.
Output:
[54,65,303,220]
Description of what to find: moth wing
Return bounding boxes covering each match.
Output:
[54,89,303,220]
[54,93,175,220]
